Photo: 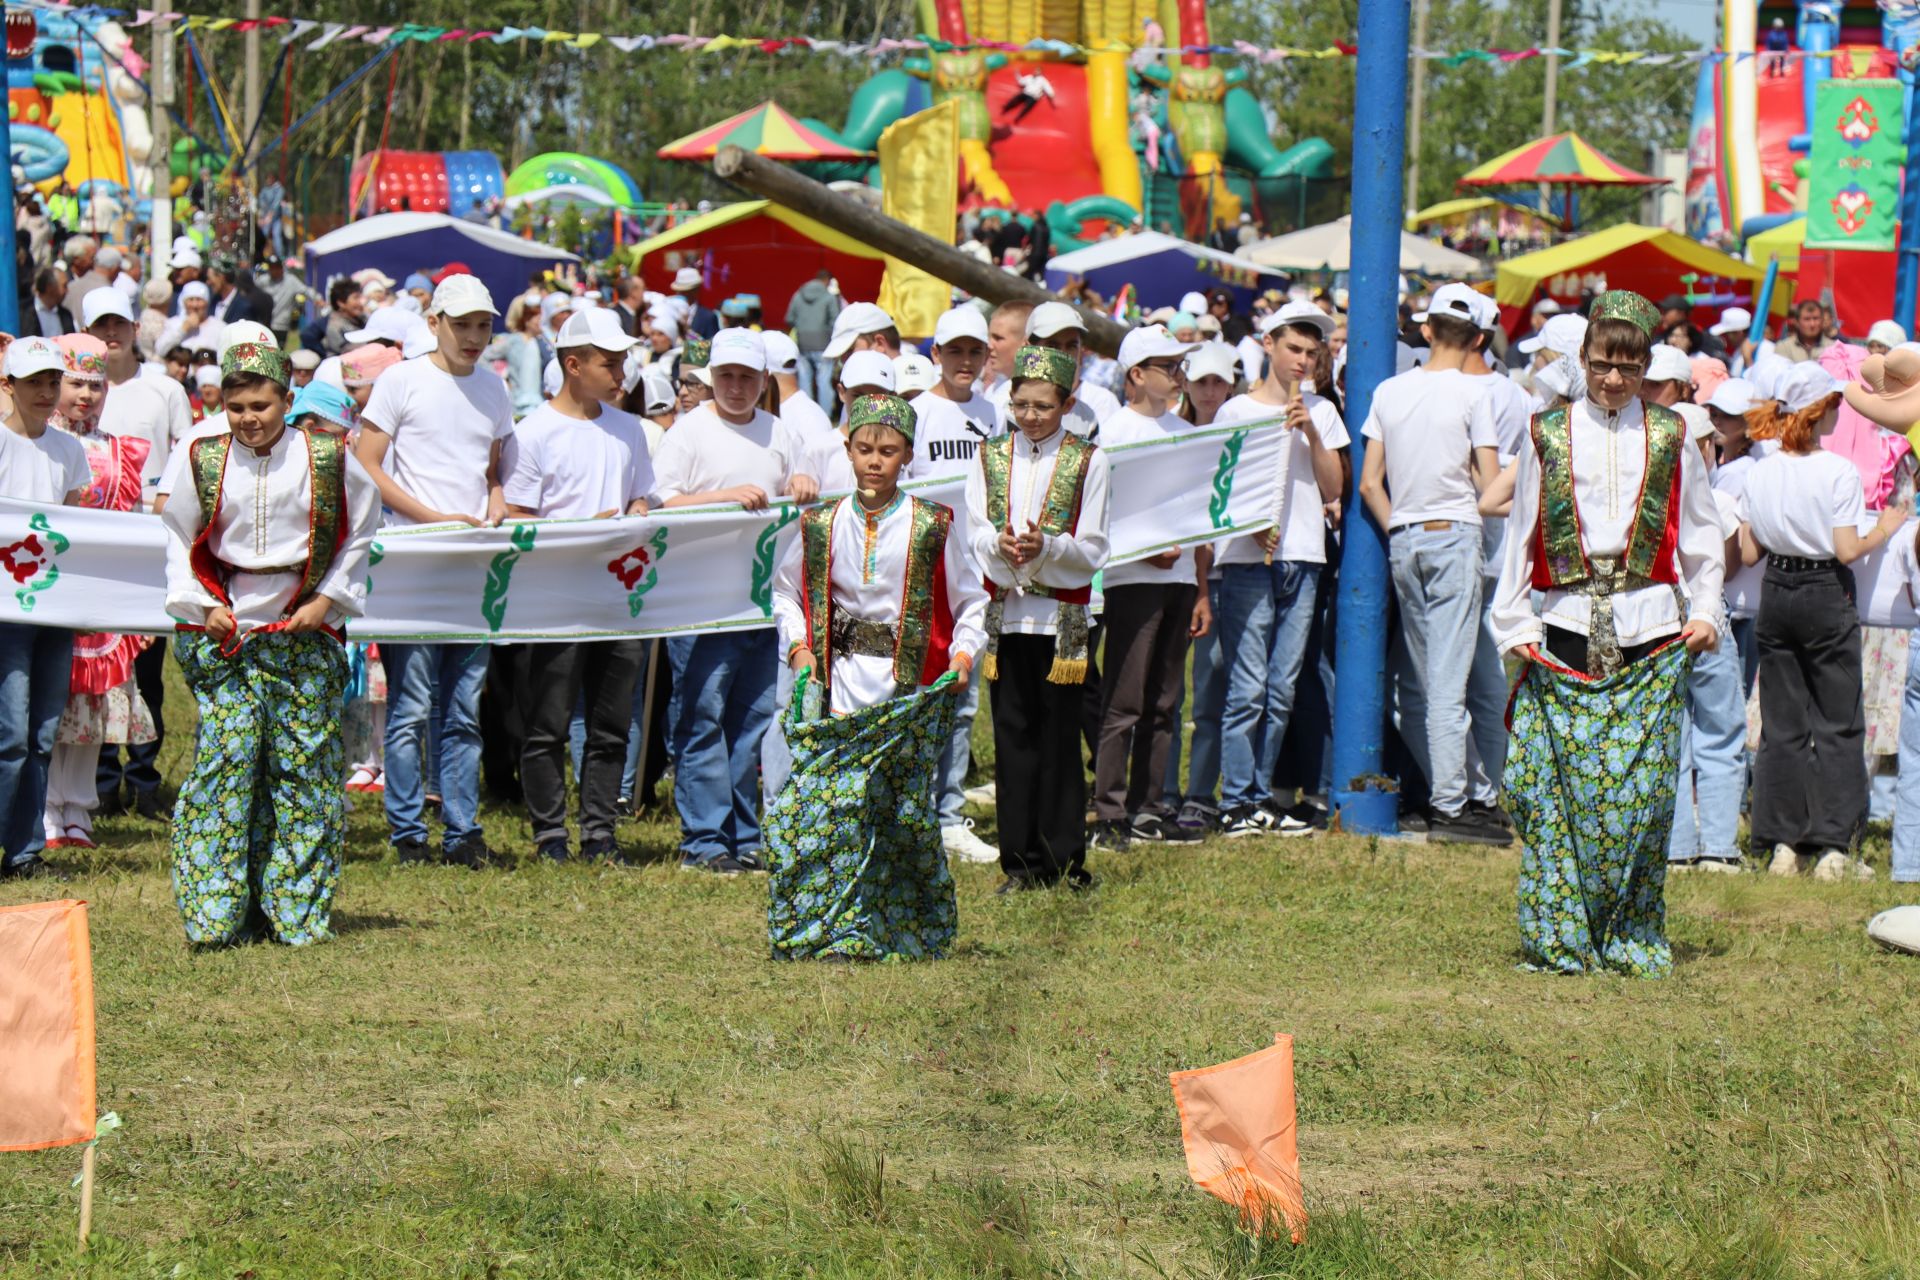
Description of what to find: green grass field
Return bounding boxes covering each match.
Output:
[4,686,1920,1278]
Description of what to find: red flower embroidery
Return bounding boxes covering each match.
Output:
[607,545,653,589]
[0,533,46,583]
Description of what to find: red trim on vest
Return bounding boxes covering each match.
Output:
[919,550,955,687]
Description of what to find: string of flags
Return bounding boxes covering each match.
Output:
[14,3,1879,68]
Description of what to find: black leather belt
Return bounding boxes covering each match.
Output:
[1765,554,1841,573]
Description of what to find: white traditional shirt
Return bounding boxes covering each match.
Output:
[161,426,382,631]
[963,425,1110,635]
[771,494,987,716]
[1490,395,1725,654]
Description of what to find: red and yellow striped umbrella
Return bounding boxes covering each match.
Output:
[1456,132,1666,189]
[656,102,872,161]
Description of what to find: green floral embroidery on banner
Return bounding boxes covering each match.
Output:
[1208,429,1248,529]
[2,512,71,612]
[607,527,671,618]
[751,506,801,617]
[480,523,538,632]
[364,541,384,596]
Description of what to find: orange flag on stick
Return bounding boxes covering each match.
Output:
[1168,1033,1306,1242]
[0,900,97,1152]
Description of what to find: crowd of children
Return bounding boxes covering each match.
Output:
[4,260,1920,980]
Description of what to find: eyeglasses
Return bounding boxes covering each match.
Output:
[677,378,704,391]
[1009,399,1059,418]
[1137,360,1184,378]
[1586,359,1645,381]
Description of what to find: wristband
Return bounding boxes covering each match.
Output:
[786,641,809,663]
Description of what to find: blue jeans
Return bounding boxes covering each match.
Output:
[667,630,776,862]
[762,657,795,803]
[0,623,72,866]
[1217,561,1318,810]
[1163,577,1224,803]
[1388,525,1483,817]
[1730,615,1758,698]
[937,677,981,826]
[569,641,653,801]
[1464,590,1508,807]
[797,353,836,413]
[382,643,488,847]
[1892,639,1920,881]
[1667,635,1747,862]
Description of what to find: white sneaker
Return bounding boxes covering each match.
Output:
[1812,850,1875,882]
[1692,856,1745,875]
[963,781,997,806]
[942,820,1000,864]
[1768,844,1815,877]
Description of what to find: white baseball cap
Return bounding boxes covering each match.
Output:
[427,273,498,318]
[1644,343,1693,385]
[893,351,937,396]
[6,336,66,378]
[671,266,702,292]
[314,356,346,388]
[1673,401,1715,442]
[179,281,211,304]
[1777,362,1842,412]
[1868,319,1909,348]
[81,287,134,328]
[194,364,222,389]
[173,245,203,269]
[219,321,278,357]
[1183,340,1239,383]
[1178,290,1210,315]
[1117,324,1197,373]
[1260,300,1335,339]
[346,306,426,349]
[822,302,896,359]
[708,327,767,371]
[1412,282,1485,326]
[1519,312,1588,356]
[1025,301,1088,340]
[932,304,989,347]
[1706,377,1756,415]
[839,349,896,392]
[759,329,800,374]
[1709,306,1754,337]
[554,307,640,353]
[641,363,676,414]
[289,348,321,371]
[1532,297,1562,317]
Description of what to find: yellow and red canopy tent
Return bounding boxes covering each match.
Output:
[1493,223,1784,335]
[655,102,872,161]
[625,200,886,322]
[1457,131,1666,230]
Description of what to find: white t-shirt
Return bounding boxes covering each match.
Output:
[503,402,655,520]
[1213,392,1349,566]
[1739,449,1866,559]
[651,404,802,503]
[360,356,515,525]
[0,423,89,503]
[101,372,191,488]
[779,392,845,489]
[1470,372,1535,464]
[1712,454,1762,617]
[905,388,999,481]
[1358,367,1499,529]
[1099,405,1205,587]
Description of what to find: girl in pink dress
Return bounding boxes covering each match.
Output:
[43,334,156,850]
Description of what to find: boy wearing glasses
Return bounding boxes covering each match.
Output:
[1356,283,1506,845]
[986,302,1120,439]
[1089,325,1214,848]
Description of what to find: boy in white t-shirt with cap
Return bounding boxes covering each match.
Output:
[1209,301,1347,836]
[355,273,516,870]
[504,307,656,865]
[1089,325,1215,848]
[822,302,901,364]
[986,301,1121,438]
[908,304,1000,482]
[1517,312,1588,411]
[652,328,820,875]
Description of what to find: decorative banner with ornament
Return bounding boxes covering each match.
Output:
[0,417,1283,643]
[1805,79,1905,252]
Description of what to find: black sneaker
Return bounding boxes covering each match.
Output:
[1469,800,1512,829]
[1429,809,1514,847]
[1220,805,1275,838]
[1128,811,1170,843]
[441,836,498,869]
[133,788,169,821]
[538,838,573,864]
[394,838,432,865]
[1089,819,1133,852]
[1065,867,1097,892]
[95,786,126,817]
[732,849,767,873]
[0,854,58,881]
[581,836,640,866]
[680,853,747,876]
[1175,799,1218,834]
[1398,809,1430,836]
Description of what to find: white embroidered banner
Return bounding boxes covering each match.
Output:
[0,418,1284,642]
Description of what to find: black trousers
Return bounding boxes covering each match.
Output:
[97,637,166,798]
[991,633,1087,884]
[519,639,645,846]
[481,643,531,803]
[1093,583,1195,820]
[1543,625,1664,676]
[1751,563,1866,852]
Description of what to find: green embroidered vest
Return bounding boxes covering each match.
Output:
[978,430,1097,602]
[799,495,955,692]
[188,425,350,609]
[1529,401,1686,590]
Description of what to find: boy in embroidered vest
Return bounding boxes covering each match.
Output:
[966,346,1111,893]
[160,343,381,947]
[765,392,987,960]
[1489,290,1725,979]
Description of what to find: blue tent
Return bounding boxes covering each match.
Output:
[1042,231,1287,310]
[304,213,579,323]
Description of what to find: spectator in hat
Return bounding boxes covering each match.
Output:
[288,346,320,389]
[821,302,901,367]
[1708,307,1758,373]
[671,266,720,341]
[1867,320,1908,356]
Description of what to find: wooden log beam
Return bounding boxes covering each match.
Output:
[712,145,1132,356]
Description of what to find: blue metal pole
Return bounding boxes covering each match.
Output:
[1894,73,1920,336]
[0,108,18,337]
[1327,0,1410,836]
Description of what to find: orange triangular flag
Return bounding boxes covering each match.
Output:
[0,900,96,1151]
[1168,1033,1305,1242]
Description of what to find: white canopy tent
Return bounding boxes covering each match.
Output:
[1242,216,1485,276]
